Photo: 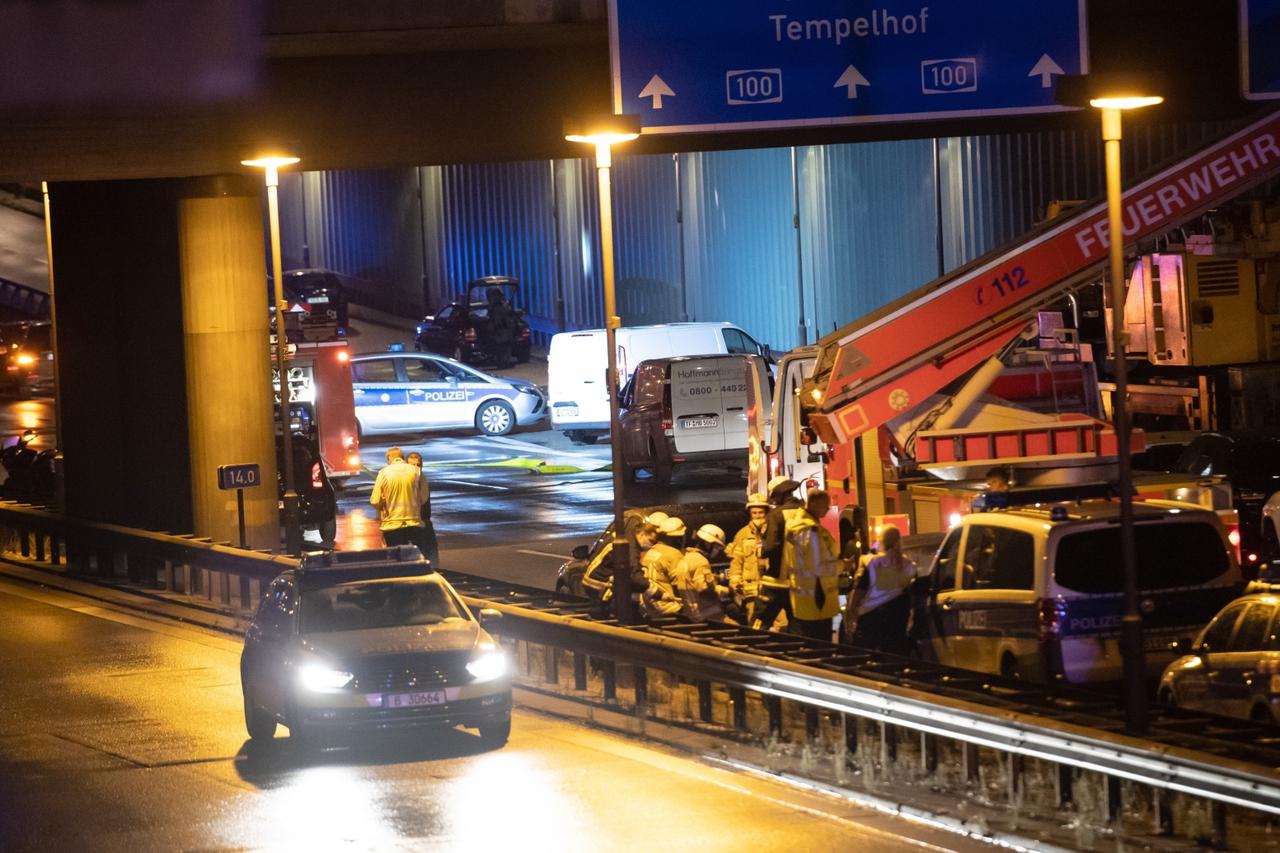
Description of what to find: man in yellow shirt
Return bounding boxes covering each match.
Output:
[370,447,423,547]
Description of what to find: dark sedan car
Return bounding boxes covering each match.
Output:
[415,276,531,366]
[1171,431,1280,571]
[272,269,349,330]
[279,432,337,544]
[240,548,512,746]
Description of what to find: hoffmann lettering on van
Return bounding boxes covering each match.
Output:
[675,367,722,381]
[1073,133,1280,259]
[770,7,928,45]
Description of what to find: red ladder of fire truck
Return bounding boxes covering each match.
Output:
[809,108,1280,445]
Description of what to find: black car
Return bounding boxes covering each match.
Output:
[415,276,532,366]
[555,501,749,598]
[273,269,349,330]
[278,432,337,544]
[0,321,54,398]
[240,548,512,746]
[1171,431,1280,571]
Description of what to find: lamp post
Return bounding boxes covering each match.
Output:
[1060,75,1163,735]
[242,153,304,556]
[565,114,641,622]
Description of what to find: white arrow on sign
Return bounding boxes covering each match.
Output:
[1027,54,1065,88]
[834,65,870,98]
[639,74,675,109]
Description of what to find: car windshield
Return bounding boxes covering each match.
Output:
[1053,521,1229,593]
[300,579,467,632]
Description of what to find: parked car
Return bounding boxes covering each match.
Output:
[351,350,545,437]
[556,501,748,598]
[279,432,337,544]
[415,276,531,366]
[548,322,770,444]
[914,485,1243,684]
[240,547,512,745]
[1170,431,1280,570]
[1158,592,1280,724]
[618,354,773,484]
[273,269,349,330]
[0,320,54,398]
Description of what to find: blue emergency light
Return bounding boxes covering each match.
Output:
[971,482,1128,512]
[297,545,433,586]
[387,342,406,352]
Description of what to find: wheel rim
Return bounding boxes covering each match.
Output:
[480,404,512,434]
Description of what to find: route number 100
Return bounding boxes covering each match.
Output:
[726,68,784,105]
[921,58,978,95]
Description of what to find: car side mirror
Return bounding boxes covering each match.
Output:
[571,544,590,560]
[477,607,502,626]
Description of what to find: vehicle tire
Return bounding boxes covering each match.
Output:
[243,688,277,741]
[1251,704,1274,725]
[650,439,673,485]
[516,344,531,364]
[999,653,1022,680]
[319,518,337,544]
[478,717,511,747]
[476,400,515,436]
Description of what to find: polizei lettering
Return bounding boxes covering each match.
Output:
[770,7,929,46]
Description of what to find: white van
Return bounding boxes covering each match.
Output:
[548,322,769,443]
[617,354,773,484]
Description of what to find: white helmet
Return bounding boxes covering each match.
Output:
[659,517,687,538]
[644,511,670,527]
[695,524,726,548]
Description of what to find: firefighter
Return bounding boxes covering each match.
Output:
[846,524,919,655]
[673,524,728,622]
[756,475,804,630]
[780,489,845,641]
[636,516,685,617]
[370,447,423,547]
[728,493,770,626]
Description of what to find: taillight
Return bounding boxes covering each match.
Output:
[464,327,478,342]
[336,349,349,363]
[519,328,530,338]
[1228,525,1242,560]
[347,453,360,468]
[661,401,673,435]
[311,461,323,489]
[14,352,34,367]
[1037,598,1067,641]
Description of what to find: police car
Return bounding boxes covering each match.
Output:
[913,485,1242,685]
[351,349,546,437]
[240,546,512,746]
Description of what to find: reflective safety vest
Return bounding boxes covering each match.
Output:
[640,542,683,616]
[370,460,423,531]
[781,511,841,621]
[728,521,767,598]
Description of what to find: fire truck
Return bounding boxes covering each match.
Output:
[273,308,362,483]
[749,109,1280,558]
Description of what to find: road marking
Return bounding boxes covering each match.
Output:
[484,435,607,463]
[515,548,572,560]
[438,479,510,491]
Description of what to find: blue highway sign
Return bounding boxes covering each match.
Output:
[609,0,1088,134]
[1241,0,1280,100]
[217,463,262,490]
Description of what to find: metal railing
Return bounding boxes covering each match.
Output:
[0,500,1276,847]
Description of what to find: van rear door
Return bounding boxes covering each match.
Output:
[548,331,608,429]
[671,356,754,455]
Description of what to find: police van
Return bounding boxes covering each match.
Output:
[913,486,1243,684]
[351,350,546,437]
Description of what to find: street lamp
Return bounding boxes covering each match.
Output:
[564,113,641,622]
[1060,74,1163,735]
[242,152,303,556]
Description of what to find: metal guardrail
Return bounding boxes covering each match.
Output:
[0,501,1275,846]
[0,276,49,317]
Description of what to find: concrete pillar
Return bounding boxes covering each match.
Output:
[177,177,279,550]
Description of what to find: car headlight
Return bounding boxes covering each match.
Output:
[516,386,540,396]
[298,664,354,692]
[466,651,508,683]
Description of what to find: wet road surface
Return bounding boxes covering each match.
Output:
[0,576,979,852]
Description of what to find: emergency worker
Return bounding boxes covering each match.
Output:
[846,524,918,655]
[405,451,439,565]
[370,447,423,547]
[673,524,728,622]
[728,493,770,626]
[487,287,517,368]
[985,466,1011,492]
[780,489,844,641]
[637,516,685,617]
[756,476,804,630]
